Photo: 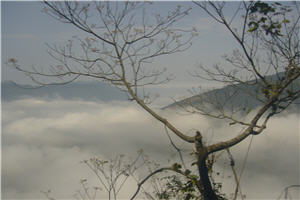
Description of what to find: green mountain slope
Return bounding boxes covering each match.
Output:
[164,74,300,113]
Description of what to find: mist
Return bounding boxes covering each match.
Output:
[2,98,299,199]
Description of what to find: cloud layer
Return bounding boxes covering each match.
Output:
[2,98,299,199]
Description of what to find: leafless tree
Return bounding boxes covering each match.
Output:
[79,153,144,200]
[42,151,156,200]
[7,1,300,200]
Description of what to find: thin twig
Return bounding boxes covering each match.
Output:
[164,125,186,169]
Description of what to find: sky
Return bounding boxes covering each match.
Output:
[2,1,236,99]
[1,1,300,200]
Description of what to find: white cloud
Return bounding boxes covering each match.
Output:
[2,145,89,199]
[2,98,299,199]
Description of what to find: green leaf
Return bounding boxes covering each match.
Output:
[184,169,191,175]
[248,26,258,32]
[172,163,182,170]
[247,109,252,114]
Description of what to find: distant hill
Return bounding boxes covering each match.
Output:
[164,74,300,113]
[1,81,128,102]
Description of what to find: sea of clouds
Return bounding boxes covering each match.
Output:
[2,98,299,199]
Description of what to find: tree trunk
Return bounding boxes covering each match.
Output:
[198,152,218,200]
[194,131,219,200]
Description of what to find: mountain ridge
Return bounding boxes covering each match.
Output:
[163,73,300,112]
[1,81,128,102]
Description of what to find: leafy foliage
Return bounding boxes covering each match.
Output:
[156,175,200,200]
[248,1,292,36]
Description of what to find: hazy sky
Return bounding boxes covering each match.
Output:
[2,1,236,98]
[1,1,299,200]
